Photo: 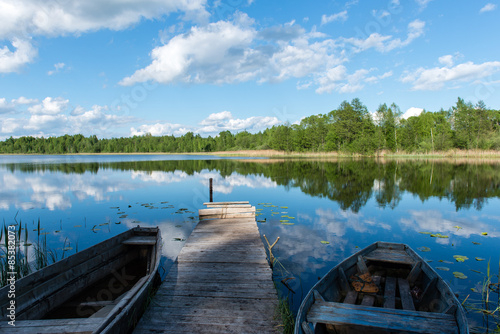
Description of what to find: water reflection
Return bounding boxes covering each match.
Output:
[0,156,499,330]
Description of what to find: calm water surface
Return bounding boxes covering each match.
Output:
[1,155,499,331]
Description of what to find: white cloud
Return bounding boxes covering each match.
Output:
[197,111,280,134]
[438,55,454,67]
[0,0,208,71]
[130,122,189,137]
[321,11,348,25]
[0,38,37,73]
[415,0,433,8]
[401,59,500,91]
[480,3,497,13]
[28,97,69,115]
[12,96,38,105]
[343,19,425,53]
[401,107,423,119]
[47,62,65,76]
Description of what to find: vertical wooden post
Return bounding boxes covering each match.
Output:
[209,178,213,202]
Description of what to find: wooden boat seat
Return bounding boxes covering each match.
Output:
[122,236,157,245]
[363,248,414,265]
[0,317,102,333]
[307,301,458,334]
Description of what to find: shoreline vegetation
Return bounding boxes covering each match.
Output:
[1,98,499,158]
[2,149,500,159]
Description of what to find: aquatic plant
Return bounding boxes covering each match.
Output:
[464,260,500,333]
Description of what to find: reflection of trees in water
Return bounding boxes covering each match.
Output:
[2,159,499,212]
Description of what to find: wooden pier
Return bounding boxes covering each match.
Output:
[133,202,280,333]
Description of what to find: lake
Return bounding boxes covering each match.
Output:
[1,154,499,331]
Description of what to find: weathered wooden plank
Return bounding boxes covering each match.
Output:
[344,290,358,304]
[0,318,100,333]
[206,203,252,208]
[203,201,250,206]
[383,276,396,309]
[198,212,256,219]
[122,236,157,245]
[357,255,369,274]
[364,248,414,265]
[338,267,351,293]
[407,261,423,283]
[398,278,416,311]
[307,301,458,334]
[361,295,376,306]
[133,216,277,334]
[199,207,256,215]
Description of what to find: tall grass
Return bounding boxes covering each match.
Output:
[0,219,72,287]
[464,260,500,333]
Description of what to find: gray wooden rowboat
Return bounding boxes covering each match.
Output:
[0,226,161,334]
[295,241,468,334]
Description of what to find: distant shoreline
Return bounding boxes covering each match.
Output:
[1,149,500,159]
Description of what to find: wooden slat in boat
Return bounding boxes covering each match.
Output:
[123,236,157,245]
[294,241,469,334]
[307,301,459,334]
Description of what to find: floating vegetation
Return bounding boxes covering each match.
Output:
[454,226,462,230]
[287,217,295,219]
[439,260,453,264]
[257,203,265,205]
[281,222,294,225]
[417,246,431,252]
[320,241,330,244]
[99,223,109,226]
[256,209,263,212]
[472,241,481,245]
[453,272,467,279]
[119,215,127,218]
[481,232,488,236]
[73,225,81,228]
[160,201,169,204]
[110,206,119,209]
[257,220,266,223]
[175,225,182,228]
[470,269,483,274]
[430,233,449,238]
[117,212,125,214]
[281,215,289,218]
[453,255,469,262]
[419,232,432,235]
[280,220,289,223]
[475,257,486,261]
[436,267,450,271]
[280,206,288,209]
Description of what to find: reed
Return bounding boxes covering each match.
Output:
[464,259,500,333]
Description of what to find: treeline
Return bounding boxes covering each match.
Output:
[4,159,499,212]
[1,97,499,154]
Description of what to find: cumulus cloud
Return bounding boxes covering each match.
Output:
[401,107,423,119]
[47,62,65,76]
[343,19,425,53]
[197,111,280,134]
[121,13,421,94]
[28,97,69,115]
[415,0,433,8]
[480,3,497,13]
[401,59,500,91]
[0,38,37,73]
[0,0,209,71]
[130,122,190,137]
[321,11,348,25]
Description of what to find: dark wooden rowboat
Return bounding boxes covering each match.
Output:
[295,241,468,334]
[0,226,161,334]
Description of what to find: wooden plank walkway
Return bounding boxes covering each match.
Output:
[133,214,280,333]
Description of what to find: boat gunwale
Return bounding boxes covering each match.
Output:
[294,241,469,334]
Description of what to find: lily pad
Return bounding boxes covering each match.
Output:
[419,232,432,235]
[430,233,449,238]
[439,260,453,264]
[475,257,485,261]
[436,267,450,271]
[453,272,467,279]
[280,206,288,209]
[472,242,481,245]
[417,246,431,252]
[281,222,294,225]
[257,220,266,223]
[454,226,462,230]
[481,232,488,236]
[287,216,295,219]
[320,241,330,244]
[453,255,469,262]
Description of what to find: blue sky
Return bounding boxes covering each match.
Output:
[0,0,499,139]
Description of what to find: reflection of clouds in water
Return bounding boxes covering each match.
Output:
[0,171,135,210]
[131,170,188,183]
[199,171,277,194]
[315,208,391,237]
[399,210,498,239]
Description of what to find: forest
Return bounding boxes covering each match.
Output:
[1,97,499,155]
